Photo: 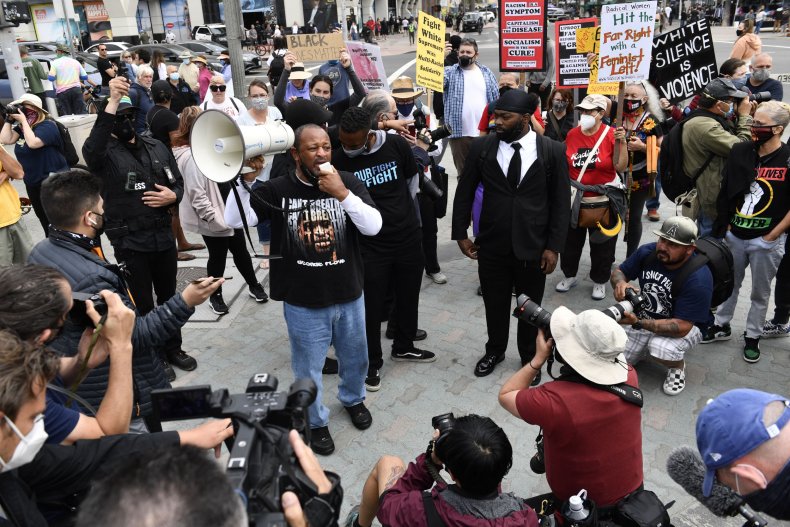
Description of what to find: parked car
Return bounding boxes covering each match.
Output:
[0,54,101,106]
[179,40,261,72]
[84,42,131,59]
[482,11,496,22]
[191,24,228,45]
[547,7,569,21]
[17,41,61,55]
[462,12,483,31]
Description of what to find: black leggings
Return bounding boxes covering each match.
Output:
[202,230,258,288]
[25,183,49,237]
[625,187,650,257]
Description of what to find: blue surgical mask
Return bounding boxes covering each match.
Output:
[724,102,735,119]
[731,76,747,89]
[169,73,180,81]
[182,58,190,65]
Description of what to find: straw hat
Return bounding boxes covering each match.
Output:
[390,76,423,99]
[289,62,312,81]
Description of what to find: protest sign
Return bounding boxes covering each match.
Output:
[415,11,445,92]
[576,26,619,95]
[597,1,656,83]
[346,41,389,91]
[555,18,596,88]
[499,0,547,71]
[650,19,717,103]
[286,32,344,63]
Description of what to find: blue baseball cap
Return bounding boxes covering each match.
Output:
[696,389,790,497]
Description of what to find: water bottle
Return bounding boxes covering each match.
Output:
[561,489,590,525]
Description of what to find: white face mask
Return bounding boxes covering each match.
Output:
[579,114,597,131]
[0,415,47,473]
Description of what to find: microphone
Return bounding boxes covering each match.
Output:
[666,446,769,526]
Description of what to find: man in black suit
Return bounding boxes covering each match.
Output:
[452,90,570,380]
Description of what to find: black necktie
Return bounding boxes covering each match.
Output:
[507,142,521,191]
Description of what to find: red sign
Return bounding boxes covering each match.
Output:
[166,22,174,28]
[499,0,547,71]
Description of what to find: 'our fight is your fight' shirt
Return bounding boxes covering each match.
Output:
[620,243,713,329]
[333,132,419,250]
[730,144,790,239]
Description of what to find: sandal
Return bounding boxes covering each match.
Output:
[177,252,196,261]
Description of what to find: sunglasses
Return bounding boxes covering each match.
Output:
[99,48,107,51]
[210,85,227,92]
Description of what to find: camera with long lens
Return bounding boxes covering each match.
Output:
[151,374,339,527]
[419,169,444,200]
[412,108,453,145]
[599,288,648,322]
[750,91,772,103]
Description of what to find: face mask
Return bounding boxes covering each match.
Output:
[751,125,776,145]
[0,415,47,473]
[552,100,568,113]
[623,99,644,114]
[169,73,180,82]
[722,102,735,119]
[220,59,228,66]
[396,102,415,117]
[579,114,597,130]
[299,156,320,187]
[89,212,105,237]
[342,134,371,158]
[752,68,771,83]
[113,119,136,142]
[732,76,748,89]
[310,95,328,107]
[742,461,790,520]
[459,55,473,68]
[736,29,744,37]
[251,97,269,110]
[23,109,38,126]
[182,58,190,65]
[499,85,513,97]
[496,118,526,143]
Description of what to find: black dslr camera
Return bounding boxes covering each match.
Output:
[68,291,108,327]
[750,91,772,103]
[151,375,340,527]
[426,412,456,483]
[412,108,453,145]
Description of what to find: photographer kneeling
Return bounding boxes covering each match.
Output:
[343,414,539,527]
[498,308,643,514]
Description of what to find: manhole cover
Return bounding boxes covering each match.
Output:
[176,266,208,294]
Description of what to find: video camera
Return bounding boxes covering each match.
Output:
[151,374,338,527]
[512,288,648,337]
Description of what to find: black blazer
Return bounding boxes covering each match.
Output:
[451,133,570,261]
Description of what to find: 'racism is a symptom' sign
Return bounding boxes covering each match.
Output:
[650,19,717,103]
[499,0,546,71]
[597,1,656,83]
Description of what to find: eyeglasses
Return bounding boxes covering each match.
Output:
[210,85,227,92]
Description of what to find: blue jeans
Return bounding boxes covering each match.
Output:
[284,295,368,428]
[646,176,662,211]
[697,211,715,238]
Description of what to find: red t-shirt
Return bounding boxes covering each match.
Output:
[565,125,618,189]
[477,104,545,133]
[515,368,643,507]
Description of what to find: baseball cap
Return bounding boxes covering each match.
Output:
[116,95,139,114]
[56,43,70,54]
[151,80,172,103]
[702,77,748,101]
[696,389,790,496]
[576,94,609,111]
[653,216,698,246]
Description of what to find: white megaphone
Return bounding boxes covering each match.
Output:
[190,109,295,183]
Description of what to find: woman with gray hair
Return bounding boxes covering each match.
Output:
[621,80,665,257]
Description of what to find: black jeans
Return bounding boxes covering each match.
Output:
[625,186,650,257]
[202,230,258,289]
[56,86,85,115]
[363,238,424,370]
[560,224,618,284]
[418,193,440,274]
[773,234,790,323]
[25,182,49,236]
[478,250,546,363]
[115,245,181,359]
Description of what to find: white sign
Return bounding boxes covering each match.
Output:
[345,41,389,91]
[597,1,657,83]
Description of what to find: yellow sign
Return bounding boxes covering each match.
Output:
[576,27,618,95]
[286,33,345,63]
[415,11,446,93]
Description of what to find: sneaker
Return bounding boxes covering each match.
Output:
[647,209,660,222]
[310,426,335,456]
[365,369,381,391]
[345,402,373,430]
[743,337,761,363]
[168,350,198,371]
[555,276,578,292]
[763,320,790,338]
[385,327,427,340]
[209,293,229,315]
[248,283,269,303]
[592,283,606,300]
[162,359,176,382]
[701,324,731,343]
[343,505,360,527]
[663,367,686,395]
[391,348,436,362]
[427,271,448,284]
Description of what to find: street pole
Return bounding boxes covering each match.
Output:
[58,0,76,55]
[0,27,27,100]
[223,0,247,102]
[340,0,349,41]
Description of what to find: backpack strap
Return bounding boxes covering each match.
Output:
[422,491,446,527]
[202,101,209,110]
[669,252,707,300]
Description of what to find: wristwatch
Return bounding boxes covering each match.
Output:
[632,320,643,331]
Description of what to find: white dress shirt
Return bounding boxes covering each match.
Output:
[496,129,538,184]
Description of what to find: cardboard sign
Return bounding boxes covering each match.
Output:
[415,11,445,92]
[577,26,619,95]
[286,32,345,63]
[597,1,657,83]
[555,18,597,88]
[346,41,389,91]
[499,0,547,71]
[650,19,717,104]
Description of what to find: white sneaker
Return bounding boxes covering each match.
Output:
[427,271,448,284]
[592,283,606,300]
[555,276,578,292]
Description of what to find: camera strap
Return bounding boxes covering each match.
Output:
[47,382,98,416]
[555,372,644,408]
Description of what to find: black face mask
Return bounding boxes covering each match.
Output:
[496,118,526,143]
[113,119,136,142]
[499,85,512,97]
[743,461,790,520]
[90,213,105,238]
[624,99,644,114]
[736,29,743,37]
[310,95,329,107]
[459,56,473,68]
[298,156,320,187]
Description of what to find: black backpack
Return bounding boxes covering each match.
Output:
[267,51,286,87]
[643,236,734,308]
[659,115,715,202]
[50,118,80,167]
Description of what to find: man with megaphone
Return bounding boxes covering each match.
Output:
[232,124,383,456]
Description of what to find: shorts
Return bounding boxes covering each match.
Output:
[624,325,702,363]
